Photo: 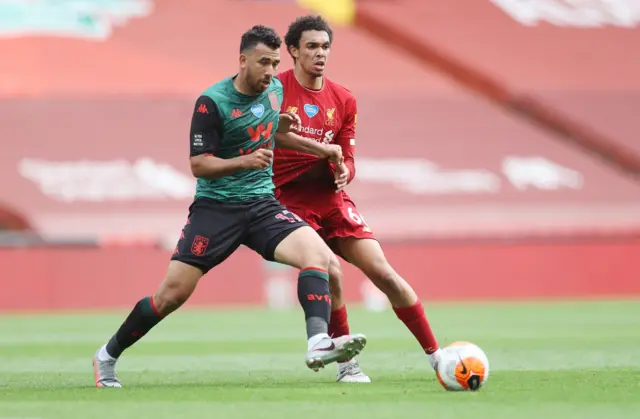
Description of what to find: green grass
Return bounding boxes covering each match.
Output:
[1,300,640,418]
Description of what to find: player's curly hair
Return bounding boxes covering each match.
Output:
[240,25,282,53]
[284,15,333,58]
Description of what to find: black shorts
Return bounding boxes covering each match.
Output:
[171,196,308,274]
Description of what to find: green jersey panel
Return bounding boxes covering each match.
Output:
[195,77,283,203]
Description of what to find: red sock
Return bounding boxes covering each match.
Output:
[394,301,439,354]
[328,305,350,338]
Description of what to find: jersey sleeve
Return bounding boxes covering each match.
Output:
[189,95,223,157]
[274,77,284,111]
[335,96,357,183]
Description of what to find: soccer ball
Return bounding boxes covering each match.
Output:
[436,341,490,391]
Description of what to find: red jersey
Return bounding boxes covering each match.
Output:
[273,69,357,190]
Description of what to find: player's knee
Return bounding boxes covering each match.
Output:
[152,261,202,314]
[153,286,189,315]
[153,278,194,315]
[367,262,403,295]
[301,241,332,272]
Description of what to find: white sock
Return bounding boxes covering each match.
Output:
[428,348,443,369]
[307,333,330,351]
[98,344,116,362]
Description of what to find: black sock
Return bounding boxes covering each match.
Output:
[297,268,331,339]
[105,296,164,359]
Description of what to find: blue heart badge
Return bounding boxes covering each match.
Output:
[251,104,265,118]
[303,104,319,118]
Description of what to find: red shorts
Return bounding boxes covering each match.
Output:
[275,185,375,247]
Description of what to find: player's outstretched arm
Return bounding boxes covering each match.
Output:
[275,132,343,164]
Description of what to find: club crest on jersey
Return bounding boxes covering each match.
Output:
[251,104,265,118]
[304,104,319,118]
[191,235,209,256]
[268,92,280,110]
[326,107,336,126]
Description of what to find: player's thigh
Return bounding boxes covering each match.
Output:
[336,237,390,276]
[274,226,332,270]
[337,237,404,293]
[338,237,416,303]
[243,198,331,270]
[276,189,325,235]
[324,197,376,257]
[171,197,245,275]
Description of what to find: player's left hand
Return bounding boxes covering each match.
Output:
[334,162,349,192]
[277,112,302,133]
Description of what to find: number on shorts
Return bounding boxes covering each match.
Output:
[276,210,303,224]
[348,207,368,226]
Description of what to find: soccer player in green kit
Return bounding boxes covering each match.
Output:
[92,25,367,388]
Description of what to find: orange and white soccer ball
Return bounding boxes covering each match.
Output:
[436,341,490,391]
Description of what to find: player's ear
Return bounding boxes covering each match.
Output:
[288,45,299,60]
[239,53,247,69]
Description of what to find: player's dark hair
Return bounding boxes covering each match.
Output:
[240,25,282,53]
[285,15,333,59]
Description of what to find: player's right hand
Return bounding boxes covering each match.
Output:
[241,149,273,170]
[324,144,344,165]
[334,162,349,192]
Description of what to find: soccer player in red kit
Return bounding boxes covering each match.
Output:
[273,15,442,383]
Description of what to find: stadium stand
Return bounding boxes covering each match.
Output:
[1,0,639,309]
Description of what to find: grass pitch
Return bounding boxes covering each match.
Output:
[1,300,639,419]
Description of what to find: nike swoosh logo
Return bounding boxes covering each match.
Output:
[316,342,336,352]
[458,355,468,374]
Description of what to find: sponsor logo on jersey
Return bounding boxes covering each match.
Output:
[231,109,243,118]
[303,104,319,118]
[286,106,298,114]
[326,107,336,126]
[196,104,208,114]
[299,126,324,136]
[251,104,265,118]
[349,138,356,146]
[323,130,334,144]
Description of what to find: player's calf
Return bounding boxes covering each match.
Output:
[326,253,371,381]
[328,253,350,339]
[328,253,345,312]
[273,226,367,369]
[297,266,332,343]
[366,263,418,308]
[94,261,203,387]
[363,266,442,367]
[338,238,441,367]
[93,294,165,388]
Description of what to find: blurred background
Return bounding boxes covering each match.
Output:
[1,0,640,312]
